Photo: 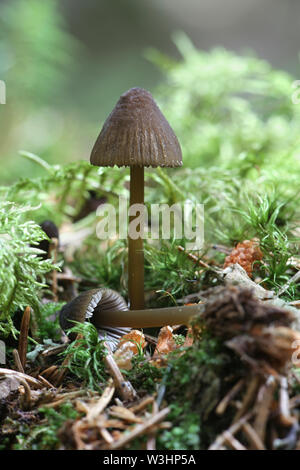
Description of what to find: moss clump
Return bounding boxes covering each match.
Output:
[123,356,164,394]
[13,403,79,450]
[157,333,239,449]
[61,322,109,390]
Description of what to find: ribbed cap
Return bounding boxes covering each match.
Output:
[59,288,130,350]
[59,288,128,331]
[90,87,182,168]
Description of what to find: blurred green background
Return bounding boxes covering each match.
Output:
[0,0,300,182]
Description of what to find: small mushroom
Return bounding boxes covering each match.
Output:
[36,220,59,260]
[59,288,203,339]
[90,87,182,310]
[59,288,130,350]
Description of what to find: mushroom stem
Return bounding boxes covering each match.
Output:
[128,166,145,310]
[92,304,203,328]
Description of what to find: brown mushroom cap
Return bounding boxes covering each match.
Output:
[59,288,128,331]
[90,87,182,168]
[59,288,130,350]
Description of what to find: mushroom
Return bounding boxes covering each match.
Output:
[37,220,59,260]
[90,87,182,310]
[59,288,204,340]
[59,288,137,400]
[59,288,130,351]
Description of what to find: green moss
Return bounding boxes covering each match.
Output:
[13,403,79,450]
[157,334,237,449]
[0,202,57,338]
[123,356,164,394]
[158,407,200,450]
[62,322,108,390]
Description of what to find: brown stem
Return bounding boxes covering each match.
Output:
[18,306,31,370]
[128,166,145,310]
[59,289,204,331]
[91,304,203,328]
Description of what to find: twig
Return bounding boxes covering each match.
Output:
[177,245,222,276]
[86,379,115,422]
[41,344,68,358]
[109,406,142,423]
[46,333,84,386]
[37,375,55,389]
[241,421,265,450]
[50,356,69,386]
[216,379,244,415]
[253,376,276,442]
[233,376,261,423]
[108,407,170,450]
[40,365,58,379]
[104,342,136,402]
[209,412,253,450]
[212,244,231,255]
[147,400,158,450]
[18,306,31,370]
[129,396,154,414]
[0,368,44,389]
[100,428,114,444]
[42,390,87,409]
[223,432,247,450]
[277,270,300,297]
[278,376,296,426]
